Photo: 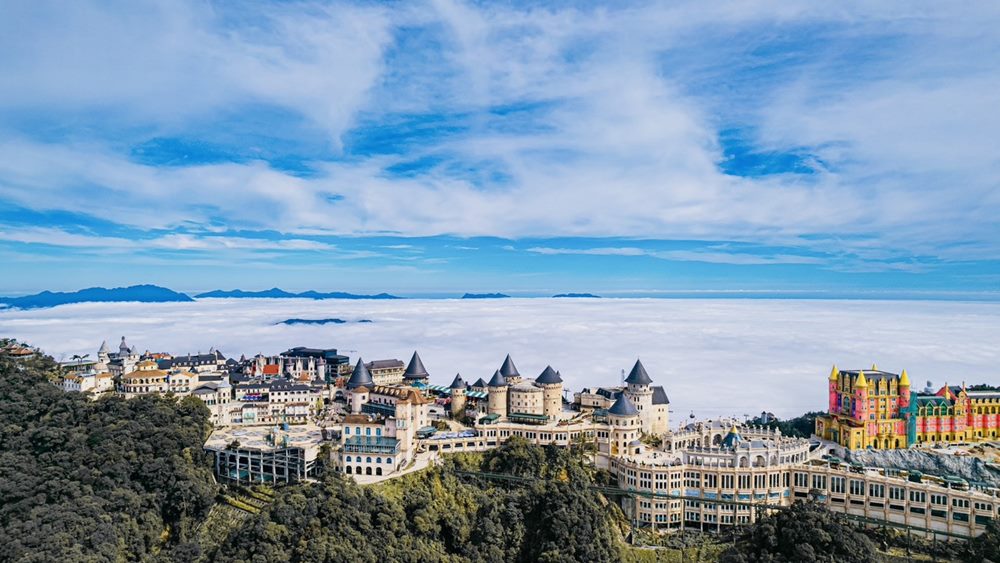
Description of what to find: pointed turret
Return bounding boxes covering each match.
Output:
[472,377,487,388]
[535,365,563,385]
[899,369,910,387]
[403,351,429,381]
[829,365,839,381]
[347,357,374,389]
[624,359,652,386]
[499,354,520,378]
[98,340,110,354]
[871,362,878,371]
[488,369,507,387]
[449,373,466,389]
[608,393,639,416]
[855,369,869,388]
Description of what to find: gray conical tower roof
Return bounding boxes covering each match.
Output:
[347,357,374,389]
[449,373,465,389]
[403,351,429,380]
[535,365,563,385]
[499,354,520,378]
[472,378,487,388]
[624,359,652,385]
[98,340,110,354]
[488,369,507,387]
[608,393,639,416]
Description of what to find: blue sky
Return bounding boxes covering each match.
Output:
[1,1,999,297]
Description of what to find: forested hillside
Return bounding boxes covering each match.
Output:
[0,345,218,562]
[215,439,627,563]
[0,345,632,563]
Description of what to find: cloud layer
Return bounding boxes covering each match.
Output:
[1,1,999,293]
[4,298,999,419]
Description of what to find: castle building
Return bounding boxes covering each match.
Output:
[366,359,406,386]
[481,356,565,424]
[816,366,1000,449]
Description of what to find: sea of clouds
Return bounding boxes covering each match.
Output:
[2,298,998,420]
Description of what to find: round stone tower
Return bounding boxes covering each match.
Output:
[623,359,654,433]
[534,365,563,421]
[449,373,467,418]
[607,393,641,457]
[487,369,508,419]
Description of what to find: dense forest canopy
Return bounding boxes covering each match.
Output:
[0,341,218,562]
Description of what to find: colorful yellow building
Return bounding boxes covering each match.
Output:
[816,365,1000,449]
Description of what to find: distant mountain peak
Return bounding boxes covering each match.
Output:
[462,293,510,299]
[0,285,193,310]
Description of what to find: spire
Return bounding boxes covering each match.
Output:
[499,354,520,378]
[488,369,507,387]
[624,359,652,385]
[871,362,878,371]
[347,357,374,389]
[899,369,910,387]
[472,377,487,388]
[98,340,110,354]
[608,393,639,416]
[855,369,869,389]
[829,365,839,381]
[449,373,465,390]
[535,365,562,385]
[403,351,429,380]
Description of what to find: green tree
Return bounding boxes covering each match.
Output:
[966,518,1000,563]
[720,501,881,563]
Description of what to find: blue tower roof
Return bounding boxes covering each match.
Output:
[488,369,507,387]
[624,359,652,385]
[608,393,639,416]
[347,357,374,389]
[535,365,562,385]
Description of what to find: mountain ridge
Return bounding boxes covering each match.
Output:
[0,285,193,310]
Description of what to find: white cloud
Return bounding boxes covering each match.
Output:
[2,298,999,418]
[0,225,336,252]
[0,1,998,261]
[525,245,822,265]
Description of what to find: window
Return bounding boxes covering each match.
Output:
[830,477,845,494]
[868,484,885,498]
[889,487,905,501]
[909,491,925,503]
[850,480,865,496]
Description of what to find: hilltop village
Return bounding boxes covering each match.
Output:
[51,337,1000,540]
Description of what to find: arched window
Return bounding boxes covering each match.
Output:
[366,428,371,436]
[366,457,372,463]
[376,467,383,476]
[346,466,352,474]
[366,467,372,475]
[346,455,352,462]
[376,457,382,464]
